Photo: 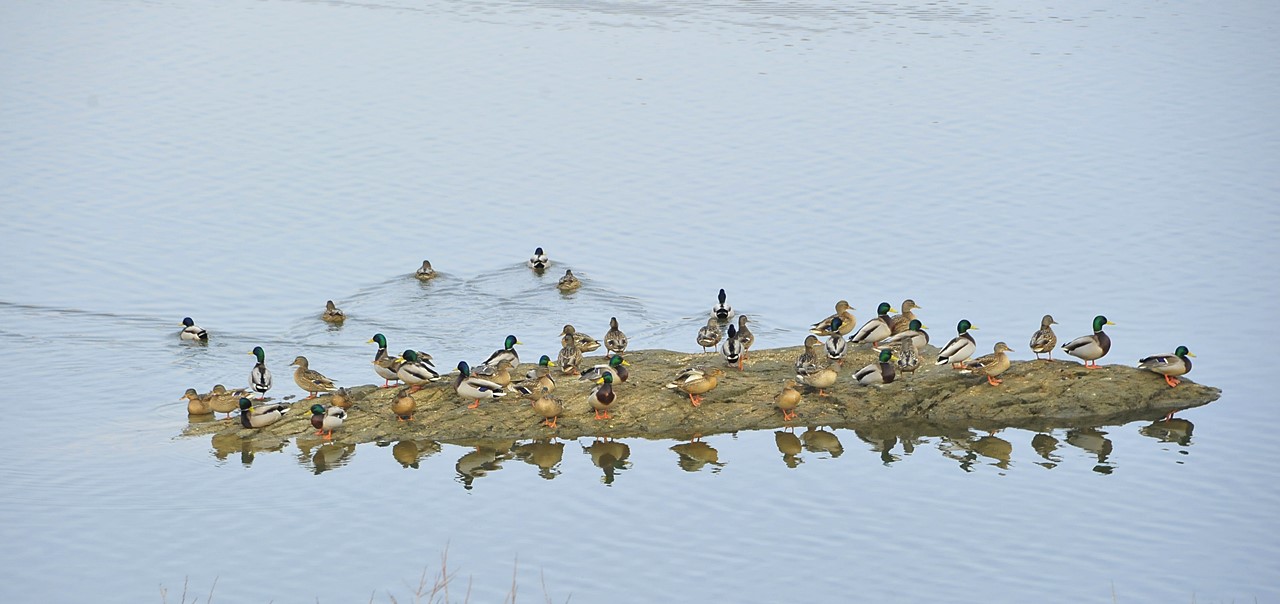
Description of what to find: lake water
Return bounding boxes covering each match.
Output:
[2,0,1278,601]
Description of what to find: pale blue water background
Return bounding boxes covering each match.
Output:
[1,0,1278,601]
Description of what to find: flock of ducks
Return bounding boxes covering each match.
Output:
[179,248,1198,437]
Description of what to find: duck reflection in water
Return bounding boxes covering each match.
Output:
[670,437,723,473]
[392,439,441,469]
[298,440,356,475]
[210,433,288,467]
[582,438,630,485]
[1139,418,1194,447]
[1065,427,1114,474]
[800,427,844,458]
[774,430,803,468]
[1031,433,1062,468]
[514,439,566,479]
[455,442,514,490]
[938,432,1012,471]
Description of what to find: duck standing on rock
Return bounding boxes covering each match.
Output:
[1030,315,1058,360]
[514,355,557,397]
[736,315,754,364]
[248,346,272,399]
[321,300,345,323]
[238,398,288,429]
[581,354,630,384]
[474,358,515,388]
[796,335,825,376]
[532,388,564,428]
[310,404,346,440]
[811,300,855,337]
[183,388,213,415]
[1062,315,1114,368]
[889,299,921,334]
[368,333,403,387]
[557,332,583,376]
[605,317,628,356]
[964,342,1014,386]
[721,324,742,370]
[776,380,801,421]
[824,318,848,365]
[291,356,338,399]
[882,319,929,350]
[528,247,550,271]
[205,384,248,418]
[395,349,440,392]
[797,361,838,396]
[854,349,898,386]
[557,269,581,291]
[936,320,978,369]
[896,338,920,379]
[482,335,522,367]
[1139,346,1195,387]
[666,367,724,407]
[416,260,437,280]
[589,372,616,420]
[454,361,507,409]
[849,302,897,348]
[560,324,600,353]
[392,388,416,421]
[713,288,733,322]
[696,317,722,353]
[180,317,208,341]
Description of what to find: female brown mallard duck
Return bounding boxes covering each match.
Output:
[183,388,213,415]
[238,398,289,429]
[415,260,437,280]
[849,302,897,348]
[965,342,1014,386]
[291,356,337,399]
[556,269,580,291]
[895,338,920,379]
[797,362,838,396]
[588,372,616,420]
[665,367,724,407]
[1062,315,1114,368]
[889,299,921,334]
[696,317,721,353]
[605,317,628,356]
[776,380,801,421]
[1139,346,1194,387]
[810,300,855,337]
[321,300,345,323]
[532,388,564,428]
[1029,315,1058,360]
[936,319,978,369]
[854,349,898,386]
[185,384,248,418]
[736,315,754,365]
[329,386,352,410]
[560,324,600,353]
[392,388,416,421]
[796,335,825,376]
[557,334,583,376]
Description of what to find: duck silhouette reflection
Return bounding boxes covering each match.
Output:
[582,438,630,485]
[515,439,566,479]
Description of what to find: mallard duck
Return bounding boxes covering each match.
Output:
[889,299,921,334]
[882,319,930,350]
[415,260,437,280]
[183,388,213,415]
[605,317,628,356]
[936,319,978,369]
[532,388,564,428]
[797,363,838,396]
[556,269,581,291]
[291,356,338,399]
[179,317,208,341]
[1139,346,1195,387]
[824,319,848,364]
[368,333,402,387]
[310,404,346,439]
[796,335,825,376]
[395,349,440,392]
[528,247,550,270]
[589,372,616,420]
[248,346,272,399]
[580,354,630,384]
[204,384,248,417]
[848,302,897,348]
[329,386,352,410]
[696,317,721,353]
[810,300,856,337]
[474,358,515,388]
[721,324,742,370]
[736,315,754,364]
[514,355,557,397]
[321,300,345,323]
[557,335,582,376]
[895,338,920,379]
[666,366,724,407]
[481,334,522,367]
[560,324,600,353]
[964,341,1013,385]
[238,397,289,429]
[854,349,898,386]
[1062,315,1114,368]
[776,380,801,421]
[713,288,733,321]
[454,361,507,409]
[1030,315,1058,360]
[392,388,416,421]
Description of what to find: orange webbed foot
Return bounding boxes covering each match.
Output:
[467,400,480,409]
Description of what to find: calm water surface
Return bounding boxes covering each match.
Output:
[2,0,1278,602]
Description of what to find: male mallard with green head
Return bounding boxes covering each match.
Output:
[249,346,272,399]
[310,404,346,440]
[368,333,403,387]
[580,354,630,384]
[454,361,507,409]
[395,349,440,392]
[180,317,208,341]
[1062,315,1114,368]
[936,320,978,369]
[1139,346,1195,387]
[238,398,289,429]
[589,372,616,420]
[854,349,898,386]
[849,302,897,348]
